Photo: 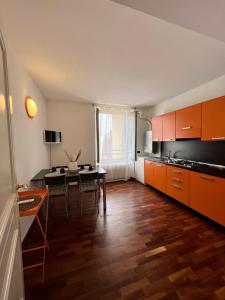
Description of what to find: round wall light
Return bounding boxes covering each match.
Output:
[0,94,6,113]
[25,96,38,118]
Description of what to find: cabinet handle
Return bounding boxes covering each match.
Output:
[164,138,173,141]
[181,126,192,130]
[172,183,182,190]
[211,137,225,140]
[157,164,163,167]
[172,178,182,183]
[172,170,182,174]
[200,175,214,182]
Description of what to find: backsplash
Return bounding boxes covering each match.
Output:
[153,140,225,165]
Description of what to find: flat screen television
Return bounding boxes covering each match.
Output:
[44,130,61,143]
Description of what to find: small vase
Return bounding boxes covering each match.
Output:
[68,161,78,171]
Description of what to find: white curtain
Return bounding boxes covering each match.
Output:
[97,106,135,181]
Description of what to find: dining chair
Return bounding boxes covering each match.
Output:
[78,172,99,215]
[44,174,69,217]
[67,179,78,212]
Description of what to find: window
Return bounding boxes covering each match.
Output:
[96,107,135,165]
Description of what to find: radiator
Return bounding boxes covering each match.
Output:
[101,162,134,182]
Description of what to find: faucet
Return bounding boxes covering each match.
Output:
[173,150,184,159]
[165,151,172,162]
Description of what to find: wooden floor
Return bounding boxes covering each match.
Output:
[24,180,225,300]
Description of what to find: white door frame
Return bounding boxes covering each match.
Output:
[0,27,25,300]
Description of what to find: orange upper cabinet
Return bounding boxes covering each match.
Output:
[202,96,225,141]
[162,112,176,141]
[152,116,163,141]
[176,104,202,139]
[190,171,225,226]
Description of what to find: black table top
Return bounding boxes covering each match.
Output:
[31,166,107,182]
[145,157,225,179]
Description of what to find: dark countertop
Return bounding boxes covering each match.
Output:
[145,157,225,179]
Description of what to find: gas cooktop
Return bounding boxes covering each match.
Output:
[166,158,225,170]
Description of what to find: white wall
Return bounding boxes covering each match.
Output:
[152,74,225,116]
[46,100,96,166]
[6,46,49,185]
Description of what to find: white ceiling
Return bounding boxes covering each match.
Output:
[113,0,225,43]
[1,0,225,106]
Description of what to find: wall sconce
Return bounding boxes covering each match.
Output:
[25,96,37,118]
[0,94,6,113]
[9,96,13,114]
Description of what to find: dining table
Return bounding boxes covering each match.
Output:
[18,189,49,284]
[30,165,107,213]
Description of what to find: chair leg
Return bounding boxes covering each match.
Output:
[68,187,70,211]
[65,193,69,218]
[80,192,83,216]
[97,179,101,199]
[95,190,99,214]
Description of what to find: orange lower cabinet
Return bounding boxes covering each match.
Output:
[144,160,154,186]
[153,163,166,193]
[190,171,225,226]
[166,166,190,205]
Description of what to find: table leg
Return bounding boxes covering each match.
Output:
[36,215,48,248]
[102,175,106,213]
[44,196,49,249]
[36,198,49,284]
[42,246,46,284]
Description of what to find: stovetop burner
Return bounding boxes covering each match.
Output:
[167,159,203,169]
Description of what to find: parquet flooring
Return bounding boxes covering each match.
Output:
[24,180,225,300]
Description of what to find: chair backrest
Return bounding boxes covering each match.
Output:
[55,166,67,169]
[44,174,66,187]
[79,172,98,184]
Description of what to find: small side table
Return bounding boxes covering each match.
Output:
[18,189,49,284]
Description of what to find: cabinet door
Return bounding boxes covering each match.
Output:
[152,116,163,141]
[190,171,225,226]
[176,104,201,138]
[166,166,190,205]
[153,163,166,193]
[202,96,225,141]
[144,160,154,186]
[162,112,176,141]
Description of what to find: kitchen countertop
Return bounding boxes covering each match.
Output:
[145,156,225,179]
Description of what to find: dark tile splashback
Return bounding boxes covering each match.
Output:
[153,140,225,165]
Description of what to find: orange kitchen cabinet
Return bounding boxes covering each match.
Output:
[144,160,154,186]
[202,96,225,141]
[162,112,176,141]
[152,116,163,141]
[190,171,225,226]
[153,163,166,193]
[166,165,190,205]
[176,103,202,139]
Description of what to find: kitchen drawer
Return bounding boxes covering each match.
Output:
[166,165,190,205]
